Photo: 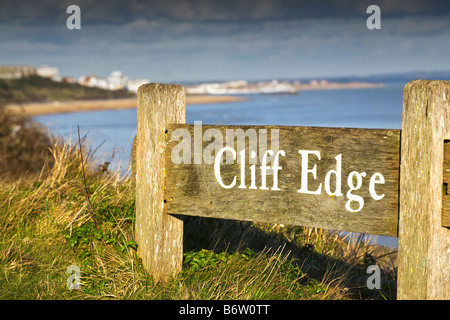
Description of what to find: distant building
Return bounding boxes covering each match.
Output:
[127,79,149,93]
[36,65,61,81]
[61,76,76,84]
[77,70,148,92]
[107,71,128,90]
[78,75,109,90]
[0,65,36,79]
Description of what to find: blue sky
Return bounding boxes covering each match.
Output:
[1,0,450,82]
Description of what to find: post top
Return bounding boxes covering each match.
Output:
[137,83,186,96]
[404,79,450,91]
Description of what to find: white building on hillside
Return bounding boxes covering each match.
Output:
[0,65,36,79]
[77,70,149,92]
[108,71,128,90]
[36,65,61,81]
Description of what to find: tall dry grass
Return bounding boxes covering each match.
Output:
[0,134,137,299]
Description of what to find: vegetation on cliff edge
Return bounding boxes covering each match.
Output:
[0,75,134,105]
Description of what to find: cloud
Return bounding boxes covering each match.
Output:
[1,0,449,81]
[1,0,450,25]
[0,40,60,53]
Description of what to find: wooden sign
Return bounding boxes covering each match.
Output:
[135,81,450,299]
[164,124,400,237]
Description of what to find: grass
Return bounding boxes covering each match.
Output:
[0,118,398,300]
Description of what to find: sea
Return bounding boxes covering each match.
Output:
[32,79,419,249]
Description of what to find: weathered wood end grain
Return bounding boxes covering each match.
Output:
[398,80,450,300]
[164,124,400,237]
[135,83,185,281]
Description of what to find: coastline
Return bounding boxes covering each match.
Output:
[293,81,384,91]
[5,82,383,116]
[5,95,247,116]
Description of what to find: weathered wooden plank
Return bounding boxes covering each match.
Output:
[135,83,185,281]
[442,140,450,228]
[397,80,450,300]
[164,124,400,237]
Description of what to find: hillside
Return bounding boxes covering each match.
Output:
[0,75,134,105]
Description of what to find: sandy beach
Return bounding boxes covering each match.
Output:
[5,95,247,116]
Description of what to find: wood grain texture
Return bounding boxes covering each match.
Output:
[164,124,400,237]
[442,141,450,228]
[135,83,185,281]
[131,135,137,182]
[397,80,450,300]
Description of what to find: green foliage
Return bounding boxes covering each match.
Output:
[94,197,135,225]
[183,250,230,272]
[183,248,261,273]
[301,278,328,296]
[64,197,137,267]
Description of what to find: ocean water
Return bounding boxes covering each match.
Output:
[35,83,405,248]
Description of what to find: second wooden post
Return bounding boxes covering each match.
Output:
[398,80,450,299]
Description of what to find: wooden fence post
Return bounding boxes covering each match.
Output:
[398,80,450,299]
[135,83,186,281]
